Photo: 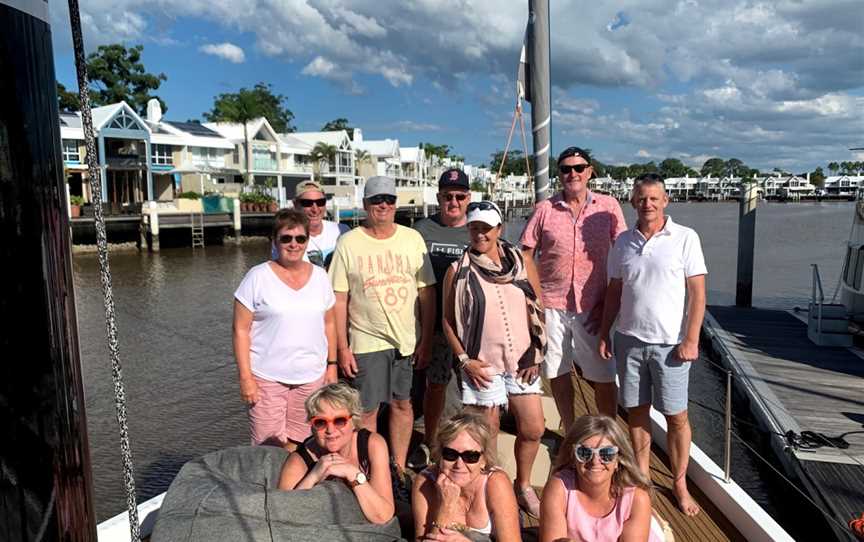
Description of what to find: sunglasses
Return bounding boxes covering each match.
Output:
[441,193,469,202]
[441,447,483,464]
[574,444,619,464]
[310,415,351,432]
[559,164,591,175]
[299,198,327,208]
[367,194,397,205]
[278,234,308,244]
[467,201,501,214]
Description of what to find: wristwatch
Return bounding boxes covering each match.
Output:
[349,471,367,488]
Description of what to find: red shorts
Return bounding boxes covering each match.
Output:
[248,373,326,445]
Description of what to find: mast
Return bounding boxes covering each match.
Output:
[0,0,96,540]
[527,0,552,202]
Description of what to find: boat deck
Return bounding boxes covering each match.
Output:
[704,305,864,541]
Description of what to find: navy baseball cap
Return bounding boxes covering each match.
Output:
[557,146,592,165]
[438,168,470,190]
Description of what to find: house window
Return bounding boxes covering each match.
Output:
[108,109,145,131]
[62,139,80,163]
[191,147,225,167]
[151,144,174,165]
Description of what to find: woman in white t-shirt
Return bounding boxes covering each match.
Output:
[234,209,338,450]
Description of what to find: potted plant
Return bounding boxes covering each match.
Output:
[239,192,256,212]
[176,191,203,213]
[69,195,84,218]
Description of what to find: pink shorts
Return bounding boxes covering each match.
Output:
[248,373,326,446]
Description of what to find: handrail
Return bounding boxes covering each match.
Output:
[811,264,825,340]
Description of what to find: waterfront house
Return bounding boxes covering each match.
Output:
[399,146,429,184]
[824,175,864,196]
[354,137,402,180]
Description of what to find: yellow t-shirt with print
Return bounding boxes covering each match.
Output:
[329,225,436,356]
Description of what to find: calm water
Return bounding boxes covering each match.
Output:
[74,201,853,536]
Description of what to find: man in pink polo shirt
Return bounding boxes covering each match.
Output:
[520,147,626,429]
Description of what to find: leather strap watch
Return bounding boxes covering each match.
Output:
[457,353,470,369]
[349,471,367,488]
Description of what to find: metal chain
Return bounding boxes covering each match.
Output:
[67,1,140,539]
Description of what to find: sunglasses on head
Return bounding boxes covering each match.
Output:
[467,201,501,214]
[278,234,308,244]
[559,164,591,175]
[441,192,469,202]
[575,444,619,464]
[367,194,397,205]
[441,447,483,464]
[310,415,351,431]
[299,198,326,208]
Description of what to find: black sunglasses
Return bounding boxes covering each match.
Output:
[441,447,483,464]
[575,444,619,464]
[559,164,591,175]
[441,193,469,202]
[467,201,501,214]
[299,198,326,208]
[367,194,397,205]
[278,234,308,244]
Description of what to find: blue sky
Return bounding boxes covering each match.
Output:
[51,1,864,173]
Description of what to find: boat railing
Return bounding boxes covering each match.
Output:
[811,263,825,340]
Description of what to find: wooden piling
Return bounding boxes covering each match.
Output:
[736,182,757,307]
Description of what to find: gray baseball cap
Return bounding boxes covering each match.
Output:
[364,176,397,198]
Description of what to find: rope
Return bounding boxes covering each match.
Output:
[493,107,519,200]
[68,1,140,539]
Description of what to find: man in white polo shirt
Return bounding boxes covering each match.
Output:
[598,173,707,517]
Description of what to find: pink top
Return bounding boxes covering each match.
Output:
[450,261,532,375]
[555,469,661,542]
[520,192,626,313]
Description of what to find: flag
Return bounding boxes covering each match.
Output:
[517,33,531,103]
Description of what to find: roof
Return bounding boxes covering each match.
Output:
[355,139,400,158]
[289,131,352,149]
[164,121,221,138]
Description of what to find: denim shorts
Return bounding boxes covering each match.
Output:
[460,370,542,407]
[614,332,690,415]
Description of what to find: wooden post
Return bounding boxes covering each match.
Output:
[736,182,757,307]
[232,198,242,244]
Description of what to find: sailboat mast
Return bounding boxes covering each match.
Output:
[0,0,96,539]
[527,0,552,202]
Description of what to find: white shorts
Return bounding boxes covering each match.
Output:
[460,371,542,407]
[543,308,617,383]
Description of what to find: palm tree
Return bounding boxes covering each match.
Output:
[311,142,337,181]
[354,149,370,176]
[828,162,839,176]
[205,92,264,185]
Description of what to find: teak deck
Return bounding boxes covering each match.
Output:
[705,305,864,542]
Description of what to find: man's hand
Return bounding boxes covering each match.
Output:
[675,339,699,361]
[414,339,433,370]
[338,346,358,378]
[598,335,614,360]
[583,302,604,335]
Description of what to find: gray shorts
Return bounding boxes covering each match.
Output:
[350,348,413,412]
[614,332,690,415]
[426,332,454,386]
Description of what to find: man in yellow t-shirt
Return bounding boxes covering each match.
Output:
[329,176,436,471]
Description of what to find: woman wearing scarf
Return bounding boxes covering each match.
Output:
[442,200,547,519]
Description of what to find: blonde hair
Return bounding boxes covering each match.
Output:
[433,412,498,469]
[553,415,652,497]
[304,383,363,427]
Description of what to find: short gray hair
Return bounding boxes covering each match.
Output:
[304,383,363,427]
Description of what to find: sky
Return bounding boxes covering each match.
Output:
[50,0,864,173]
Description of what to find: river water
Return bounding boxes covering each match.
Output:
[73,201,853,537]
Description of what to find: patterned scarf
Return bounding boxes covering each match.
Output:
[453,240,546,370]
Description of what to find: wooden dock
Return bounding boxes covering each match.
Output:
[704,305,864,541]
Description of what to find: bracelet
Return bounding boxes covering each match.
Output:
[327,360,338,365]
[431,520,468,533]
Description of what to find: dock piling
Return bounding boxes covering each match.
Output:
[232,198,241,244]
[736,182,757,307]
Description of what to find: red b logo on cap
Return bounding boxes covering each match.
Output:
[449,171,459,181]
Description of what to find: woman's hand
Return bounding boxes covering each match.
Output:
[517,364,540,386]
[239,377,258,404]
[422,527,471,542]
[435,471,463,509]
[463,359,494,389]
[324,454,361,482]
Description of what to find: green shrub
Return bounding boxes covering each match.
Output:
[177,191,201,199]
[69,195,85,206]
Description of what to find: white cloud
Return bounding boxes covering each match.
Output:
[199,42,246,63]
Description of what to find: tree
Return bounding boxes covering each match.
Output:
[700,157,726,177]
[489,150,530,176]
[321,118,354,139]
[827,162,839,176]
[420,143,451,160]
[85,44,167,115]
[57,82,81,111]
[311,142,337,181]
[354,149,371,175]
[659,158,689,178]
[810,167,826,187]
[205,83,295,133]
[725,158,746,177]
